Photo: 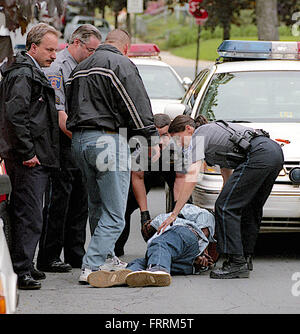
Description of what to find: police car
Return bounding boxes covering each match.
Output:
[129,44,191,114]
[0,161,18,314]
[165,40,300,232]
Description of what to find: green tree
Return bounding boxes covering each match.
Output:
[278,0,300,26]
[201,0,253,40]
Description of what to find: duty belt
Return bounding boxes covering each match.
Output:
[244,128,270,142]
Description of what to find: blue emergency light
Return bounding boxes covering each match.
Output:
[218,40,300,60]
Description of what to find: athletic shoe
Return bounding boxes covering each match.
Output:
[125,270,172,287]
[78,268,93,284]
[210,262,250,279]
[88,269,132,288]
[99,256,128,271]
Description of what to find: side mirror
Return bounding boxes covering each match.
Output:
[182,77,192,90]
[164,103,186,120]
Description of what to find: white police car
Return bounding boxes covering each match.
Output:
[129,44,191,114]
[165,40,300,232]
[0,161,18,314]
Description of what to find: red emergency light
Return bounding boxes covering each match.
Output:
[128,43,160,57]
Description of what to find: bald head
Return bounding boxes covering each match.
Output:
[104,29,131,56]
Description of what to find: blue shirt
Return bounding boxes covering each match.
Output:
[148,203,216,256]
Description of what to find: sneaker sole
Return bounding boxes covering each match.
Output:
[78,280,90,285]
[126,271,172,287]
[210,270,250,279]
[18,284,41,290]
[87,269,132,288]
[78,272,92,285]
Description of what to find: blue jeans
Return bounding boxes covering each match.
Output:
[72,129,130,270]
[127,225,200,275]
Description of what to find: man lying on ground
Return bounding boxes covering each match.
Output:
[87,204,217,287]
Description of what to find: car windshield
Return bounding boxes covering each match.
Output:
[136,65,185,100]
[199,71,300,122]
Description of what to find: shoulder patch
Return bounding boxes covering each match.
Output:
[55,95,60,105]
[48,74,63,90]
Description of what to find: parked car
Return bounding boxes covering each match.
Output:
[165,40,300,232]
[129,44,192,114]
[64,15,111,42]
[0,160,12,249]
[0,160,18,314]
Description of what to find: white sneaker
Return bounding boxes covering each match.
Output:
[78,268,93,284]
[125,270,172,287]
[99,256,128,271]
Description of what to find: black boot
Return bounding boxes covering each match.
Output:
[210,255,250,279]
[18,274,42,290]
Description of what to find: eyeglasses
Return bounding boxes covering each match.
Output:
[80,41,96,53]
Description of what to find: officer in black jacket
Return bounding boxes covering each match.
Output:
[66,29,160,284]
[37,25,102,273]
[0,23,60,290]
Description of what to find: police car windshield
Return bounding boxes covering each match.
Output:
[136,65,185,100]
[200,71,300,123]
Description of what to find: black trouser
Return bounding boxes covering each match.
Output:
[4,159,49,277]
[115,170,177,254]
[214,136,284,256]
[37,167,88,267]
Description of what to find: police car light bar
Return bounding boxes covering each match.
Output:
[218,40,300,60]
[128,44,160,57]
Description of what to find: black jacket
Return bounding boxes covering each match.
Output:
[0,52,60,168]
[66,44,159,143]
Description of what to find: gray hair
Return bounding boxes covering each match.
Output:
[69,24,102,44]
[26,23,61,51]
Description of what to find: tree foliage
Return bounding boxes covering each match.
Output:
[201,0,253,40]
[0,0,64,33]
[278,0,300,26]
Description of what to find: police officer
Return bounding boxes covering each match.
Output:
[0,23,60,289]
[37,25,102,272]
[114,113,186,256]
[158,115,284,279]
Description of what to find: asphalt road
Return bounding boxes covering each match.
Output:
[14,187,300,317]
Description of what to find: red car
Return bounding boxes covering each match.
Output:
[0,160,8,203]
[0,160,12,249]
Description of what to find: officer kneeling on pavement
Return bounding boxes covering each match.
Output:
[158,115,284,279]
